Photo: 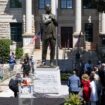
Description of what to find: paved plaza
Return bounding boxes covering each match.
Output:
[0,52,69,99]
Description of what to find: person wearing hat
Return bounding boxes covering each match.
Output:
[81,74,91,105]
[41,4,58,66]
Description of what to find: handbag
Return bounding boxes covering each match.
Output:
[78,88,83,97]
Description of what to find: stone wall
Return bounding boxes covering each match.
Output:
[0,64,21,82]
[0,22,10,38]
[0,0,36,40]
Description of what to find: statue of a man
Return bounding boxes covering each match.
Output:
[41,4,58,66]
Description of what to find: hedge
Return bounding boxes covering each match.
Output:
[16,47,23,59]
[0,39,11,63]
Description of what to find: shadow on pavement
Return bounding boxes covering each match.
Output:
[0,97,65,105]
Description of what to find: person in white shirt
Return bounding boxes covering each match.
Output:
[90,74,98,105]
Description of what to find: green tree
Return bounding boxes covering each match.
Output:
[93,0,105,12]
[0,39,11,63]
[16,47,23,59]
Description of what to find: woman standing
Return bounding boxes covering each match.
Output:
[22,59,31,77]
[9,52,16,71]
[81,74,91,105]
[90,74,98,105]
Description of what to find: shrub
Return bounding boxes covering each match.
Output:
[61,73,71,81]
[64,94,82,105]
[16,47,23,59]
[0,39,11,63]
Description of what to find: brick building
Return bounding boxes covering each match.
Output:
[0,0,105,54]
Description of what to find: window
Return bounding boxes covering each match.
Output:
[10,23,22,42]
[85,23,93,42]
[102,37,105,45]
[39,0,51,9]
[10,0,22,8]
[83,0,96,9]
[61,0,73,9]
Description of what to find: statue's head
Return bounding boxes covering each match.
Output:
[45,4,51,14]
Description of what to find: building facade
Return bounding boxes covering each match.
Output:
[0,0,105,54]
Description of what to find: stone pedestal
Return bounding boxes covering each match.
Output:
[10,41,16,54]
[23,34,35,55]
[73,32,84,48]
[34,66,61,94]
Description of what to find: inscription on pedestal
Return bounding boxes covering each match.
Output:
[34,67,61,94]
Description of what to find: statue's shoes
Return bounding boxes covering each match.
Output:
[50,62,56,67]
[41,61,46,65]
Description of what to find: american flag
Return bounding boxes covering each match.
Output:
[31,32,41,44]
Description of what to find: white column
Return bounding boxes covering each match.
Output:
[26,0,32,34]
[51,0,58,65]
[51,0,57,15]
[73,0,82,48]
[75,0,82,33]
[101,12,105,34]
[23,0,34,55]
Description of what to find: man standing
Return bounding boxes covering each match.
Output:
[41,4,58,66]
[30,56,35,74]
[68,70,81,94]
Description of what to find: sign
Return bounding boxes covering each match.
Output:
[19,85,33,98]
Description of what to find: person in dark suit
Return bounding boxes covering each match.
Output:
[41,4,58,66]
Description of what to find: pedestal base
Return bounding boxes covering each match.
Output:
[23,34,35,55]
[73,32,84,48]
[34,67,61,94]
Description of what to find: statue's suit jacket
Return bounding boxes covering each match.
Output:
[41,13,58,40]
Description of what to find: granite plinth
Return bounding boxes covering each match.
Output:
[34,66,61,94]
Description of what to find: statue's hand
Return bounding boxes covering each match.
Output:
[49,15,55,20]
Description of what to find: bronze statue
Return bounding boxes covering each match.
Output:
[41,4,58,66]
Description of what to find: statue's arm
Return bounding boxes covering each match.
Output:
[42,14,52,24]
[50,15,58,26]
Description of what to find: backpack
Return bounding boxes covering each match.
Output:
[9,78,18,91]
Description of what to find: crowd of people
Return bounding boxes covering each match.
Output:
[6,51,105,103]
[8,53,35,97]
[8,52,35,75]
[68,59,105,105]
